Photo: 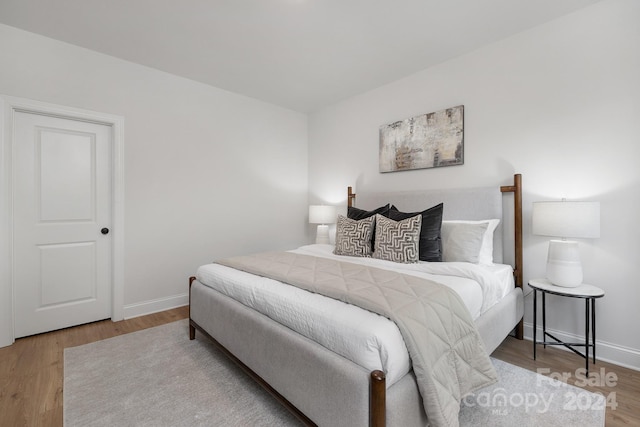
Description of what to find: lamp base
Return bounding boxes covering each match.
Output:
[315,224,330,245]
[546,240,583,287]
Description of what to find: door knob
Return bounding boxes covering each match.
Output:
[101,228,110,235]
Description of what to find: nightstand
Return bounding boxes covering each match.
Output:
[529,278,605,374]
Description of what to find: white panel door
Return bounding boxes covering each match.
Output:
[13,112,112,337]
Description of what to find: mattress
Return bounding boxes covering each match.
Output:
[195,244,514,388]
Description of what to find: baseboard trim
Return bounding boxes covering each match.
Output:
[123,293,188,320]
[523,321,640,372]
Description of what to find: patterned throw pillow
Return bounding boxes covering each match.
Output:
[373,214,422,263]
[348,204,390,252]
[333,214,375,257]
[388,203,443,262]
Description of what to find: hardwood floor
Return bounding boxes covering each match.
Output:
[1,306,637,426]
[0,306,188,427]
[492,336,640,426]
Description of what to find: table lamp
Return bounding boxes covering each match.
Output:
[532,200,600,287]
[309,205,337,244]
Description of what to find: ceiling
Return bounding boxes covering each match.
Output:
[0,0,600,112]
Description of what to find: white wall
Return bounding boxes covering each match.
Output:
[2,1,638,369]
[0,24,308,316]
[309,0,640,369]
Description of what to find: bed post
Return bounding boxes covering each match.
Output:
[500,174,524,340]
[370,370,386,427]
[189,276,196,340]
[349,185,386,426]
[348,186,356,208]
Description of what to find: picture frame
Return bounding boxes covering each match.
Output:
[379,105,464,173]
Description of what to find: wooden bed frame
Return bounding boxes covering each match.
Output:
[189,174,524,427]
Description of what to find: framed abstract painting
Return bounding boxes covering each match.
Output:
[379,105,464,173]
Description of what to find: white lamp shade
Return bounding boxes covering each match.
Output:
[309,205,337,224]
[532,201,600,238]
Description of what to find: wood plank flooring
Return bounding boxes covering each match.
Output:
[492,336,640,426]
[0,307,188,427]
[0,306,637,426]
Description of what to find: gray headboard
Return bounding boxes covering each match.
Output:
[356,186,506,264]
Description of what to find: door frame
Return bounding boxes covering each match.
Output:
[0,95,125,347]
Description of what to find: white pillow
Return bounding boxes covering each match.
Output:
[441,219,500,265]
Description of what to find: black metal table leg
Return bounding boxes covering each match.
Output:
[533,289,537,360]
[585,298,590,374]
[592,298,597,364]
[542,291,546,348]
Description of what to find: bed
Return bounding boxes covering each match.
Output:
[188,174,524,427]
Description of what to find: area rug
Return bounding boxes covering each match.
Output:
[459,358,605,426]
[64,320,605,426]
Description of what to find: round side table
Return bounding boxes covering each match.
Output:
[529,278,605,374]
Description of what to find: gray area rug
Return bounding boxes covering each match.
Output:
[459,359,605,426]
[64,320,605,426]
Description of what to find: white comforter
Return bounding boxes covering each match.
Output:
[195,244,513,387]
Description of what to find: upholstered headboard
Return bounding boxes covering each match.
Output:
[347,174,523,296]
[354,186,505,264]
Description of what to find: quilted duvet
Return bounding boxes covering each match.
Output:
[218,251,497,427]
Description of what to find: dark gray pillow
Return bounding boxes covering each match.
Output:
[347,204,390,220]
[388,203,443,262]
